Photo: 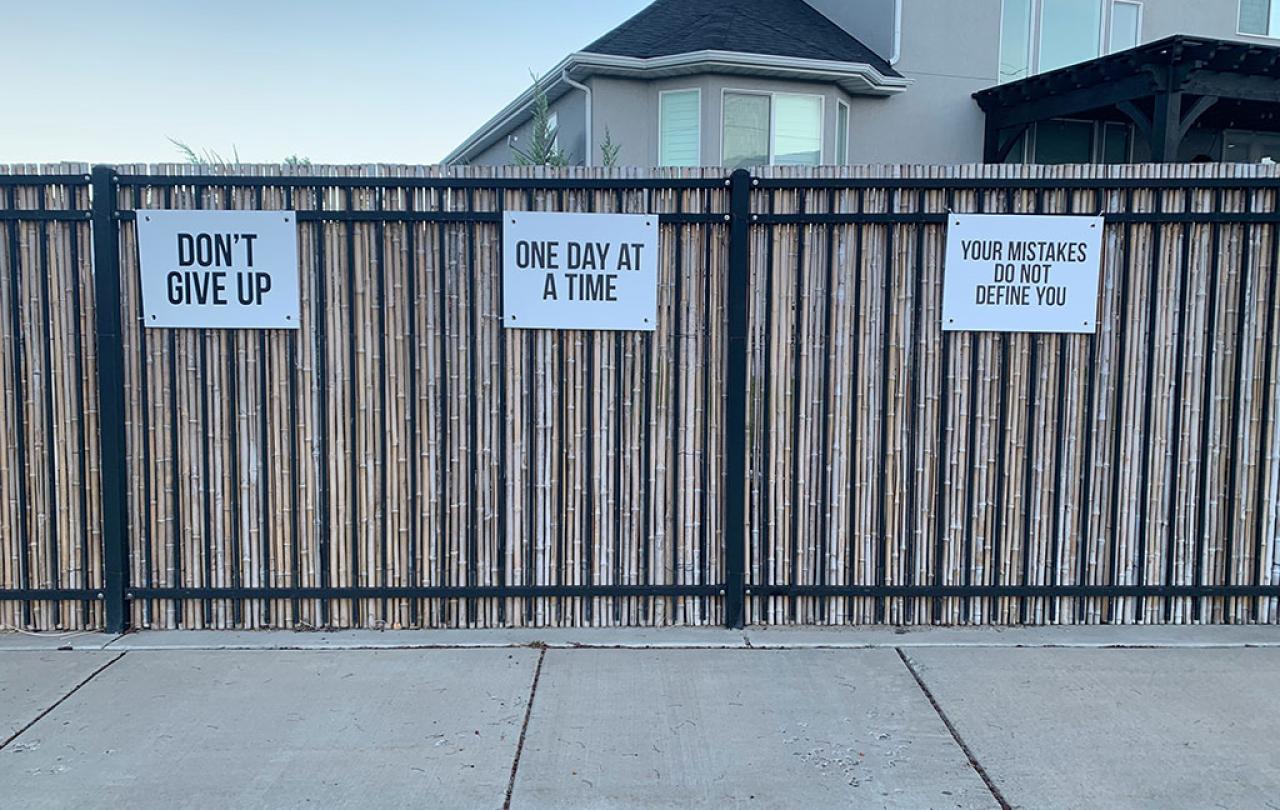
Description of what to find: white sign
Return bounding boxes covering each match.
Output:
[942,214,1104,333]
[502,211,657,331]
[136,210,301,329]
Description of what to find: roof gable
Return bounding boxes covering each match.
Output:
[583,0,900,77]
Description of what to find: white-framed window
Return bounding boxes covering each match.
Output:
[1240,0,1280,37]
[548,112,559,151]
[659,89,701,167]
[836,100,850,164]
[1001,1,1142,81]
[999,0,1034,83]
[721,90,824,170]
[1039,0,1104,72]
[1109,1,1142,52]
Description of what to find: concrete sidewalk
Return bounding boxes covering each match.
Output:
[1,631,1278,809]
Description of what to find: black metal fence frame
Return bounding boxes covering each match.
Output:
[2,166,1279,630]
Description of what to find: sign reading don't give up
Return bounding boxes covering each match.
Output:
[503,211,658,331]
[136,209,300,329]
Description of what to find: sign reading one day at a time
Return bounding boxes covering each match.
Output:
[502,211,657,331]
[136,210,301,329]
[941,214,1104,334]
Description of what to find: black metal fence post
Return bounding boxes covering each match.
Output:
[723,169,751,628]
[91,165,129,633]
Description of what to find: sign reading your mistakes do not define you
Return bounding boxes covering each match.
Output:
[942,213,1104,334]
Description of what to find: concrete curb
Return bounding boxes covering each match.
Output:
[2,625,1274,651]
[0,633,121,652]
[101,628,752,650]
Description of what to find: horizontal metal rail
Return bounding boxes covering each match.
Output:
[0,210,91,221]
[0,589,105,601]
[127,585,724,600]
[117,210,727,224]
[755,176,1280,190]
[755,212,1280,225]
[114,174,730,190]
[751,585,1280,598]
[0,174,92,186]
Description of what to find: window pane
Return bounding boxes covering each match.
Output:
[1034,120,1093,164]
[660,90,700,167]
[1000,0,1033,82]
[1110,2,1140,52]
[1040,0,1102,72]
[836,103,849,163]
[1241,0,1271,35]
[1225,130,1280,162]
[1102,122,1130,163]
[723,92,770,170]
[773,94,822,166]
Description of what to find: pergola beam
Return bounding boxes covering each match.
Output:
[972,35,1280,164]
[983,73,1160,130]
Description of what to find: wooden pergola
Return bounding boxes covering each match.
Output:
[974,35,1280,163]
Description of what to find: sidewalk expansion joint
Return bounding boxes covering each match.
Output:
[0,651,127,752]
[895,647,1011,810]
[503,646,546,810]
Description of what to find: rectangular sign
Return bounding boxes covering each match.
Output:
[502,211,657,331]
[136,209,301,329]
[942,214,1104,333]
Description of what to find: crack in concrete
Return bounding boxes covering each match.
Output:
[895,647,1011,810]
[0,651,127,752]
[503,646,546,810]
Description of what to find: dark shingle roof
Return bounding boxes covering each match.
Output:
[582,0,900,77]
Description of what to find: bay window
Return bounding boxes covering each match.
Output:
[659,89,701,167]
[722,93,770,169]
[722,91,823,170]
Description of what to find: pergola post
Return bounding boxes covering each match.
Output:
[983,117,1001,163]
[1151,89,1184,162]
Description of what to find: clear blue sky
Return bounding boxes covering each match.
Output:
[1,0,650,164]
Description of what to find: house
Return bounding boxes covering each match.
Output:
[445,0,1280,167]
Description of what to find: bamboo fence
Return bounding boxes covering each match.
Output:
[0,164,103,631]
[747,163,1280,626]
[1,162,1277,630]
[112,164,728,630]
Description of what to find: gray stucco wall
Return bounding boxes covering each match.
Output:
[843,0,1000,164]
[469,87,587,166]
[462,0,1278,168]
[590,77,655,167]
